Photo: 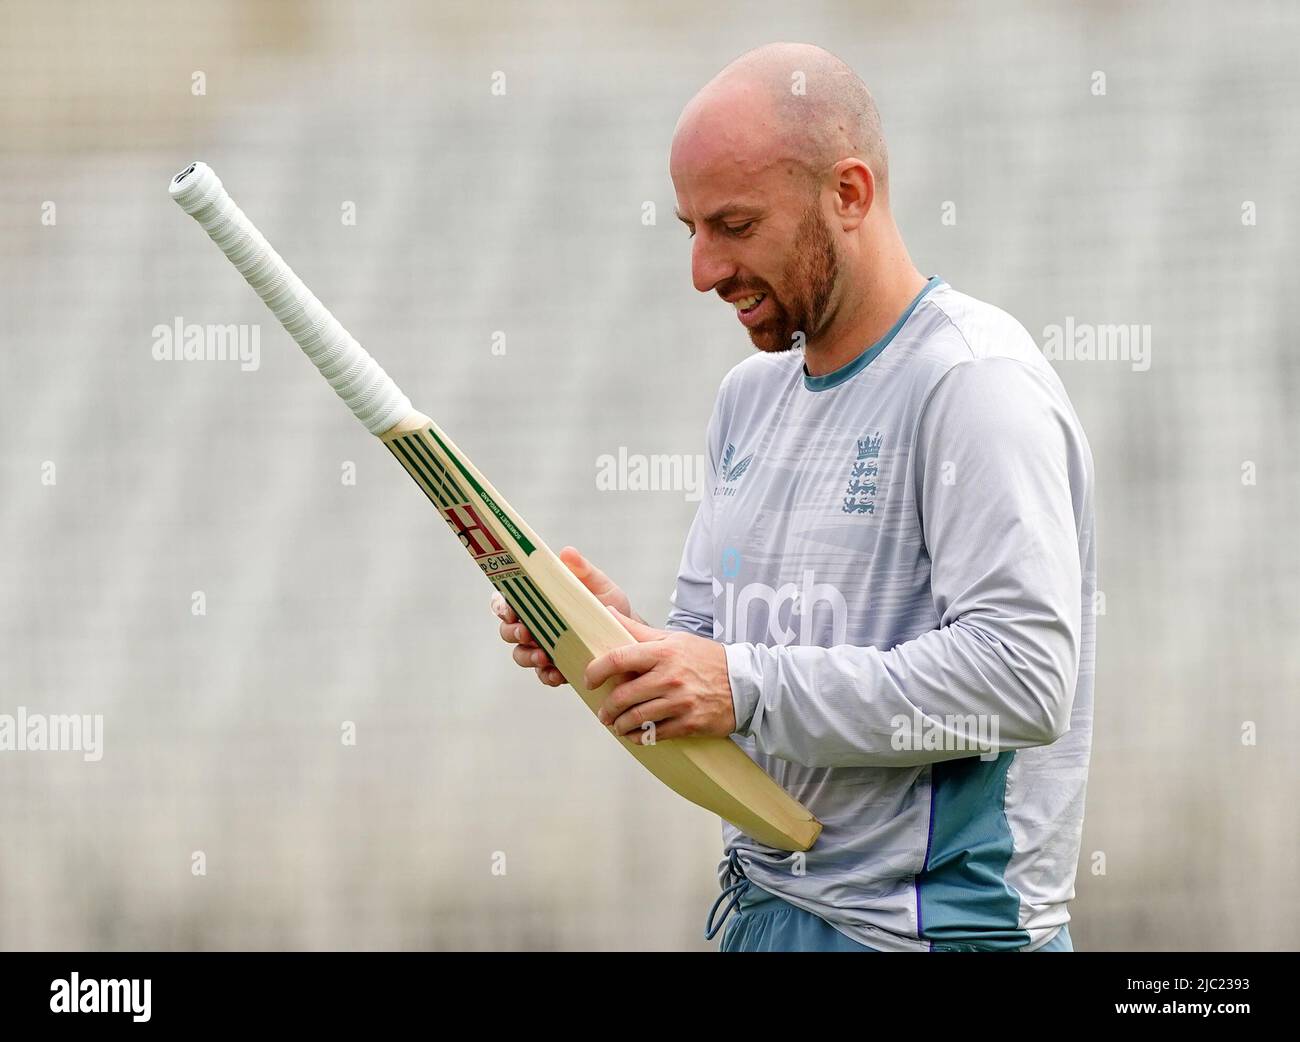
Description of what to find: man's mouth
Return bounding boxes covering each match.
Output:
[733,291,771,328]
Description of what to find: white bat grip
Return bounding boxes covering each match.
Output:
[169,162,412,435]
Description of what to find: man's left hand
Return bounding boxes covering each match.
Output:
[585,607,737,744]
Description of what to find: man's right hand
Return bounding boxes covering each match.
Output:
[490,546,637,688]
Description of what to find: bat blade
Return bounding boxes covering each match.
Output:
[170,162,821,852]
[383,417,821,851]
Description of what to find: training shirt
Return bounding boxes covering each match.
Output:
[666,277,1097,952]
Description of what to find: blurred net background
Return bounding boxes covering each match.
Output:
[1,0,1296,951]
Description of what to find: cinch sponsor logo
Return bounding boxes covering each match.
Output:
[50,973,151,1022]
[712,571,848,645]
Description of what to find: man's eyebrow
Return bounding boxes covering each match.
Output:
[674,203,759,225]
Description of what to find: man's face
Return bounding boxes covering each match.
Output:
[672,162,840,354]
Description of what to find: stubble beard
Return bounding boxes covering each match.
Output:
[748,203,839,355]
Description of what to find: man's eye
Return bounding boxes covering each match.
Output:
[727,221,755,236]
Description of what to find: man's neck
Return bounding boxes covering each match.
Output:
[803,263,929,378]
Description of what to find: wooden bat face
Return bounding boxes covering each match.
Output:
[381,416,820,851]
[384,420,565,659]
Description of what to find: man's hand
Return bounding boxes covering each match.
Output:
[585,607,737,744]
[491,546,638,688]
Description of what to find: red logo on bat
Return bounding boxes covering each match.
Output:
[443,502,505,558]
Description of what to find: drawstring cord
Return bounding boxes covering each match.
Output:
[704,848,748,941]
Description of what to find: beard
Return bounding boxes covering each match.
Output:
[739,203,839,354]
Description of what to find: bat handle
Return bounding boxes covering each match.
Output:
[169,162,413,436]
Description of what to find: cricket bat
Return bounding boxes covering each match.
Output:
[169,162,820,852]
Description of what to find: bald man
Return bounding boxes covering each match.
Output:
[494,43,1095,952]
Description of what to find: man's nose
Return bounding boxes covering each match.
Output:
[691,236,737,295]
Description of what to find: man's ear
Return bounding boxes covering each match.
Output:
[832,158,874,230]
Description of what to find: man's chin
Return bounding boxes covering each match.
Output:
[748,325,797,354]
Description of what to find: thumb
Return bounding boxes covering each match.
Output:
[606,604,664,642]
